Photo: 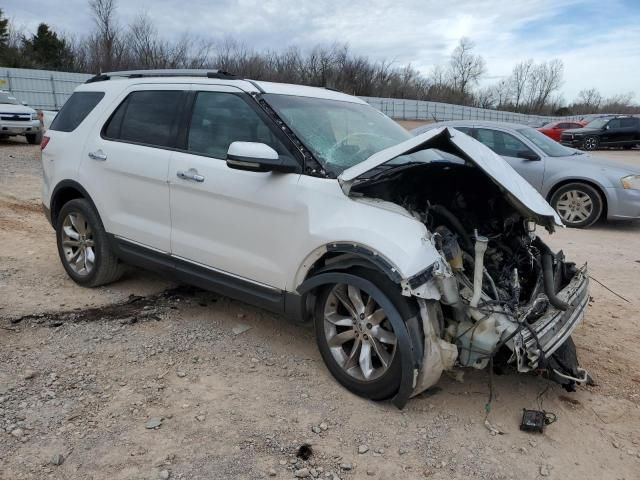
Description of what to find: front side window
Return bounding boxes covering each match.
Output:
[50,91,105,132]
[186,92,288,158]
[475,128,535,158]
[607,119,621,129]
[103,90,183,147]
[264,94,412,175]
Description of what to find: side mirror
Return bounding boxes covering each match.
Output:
[604,124,610,130]
[226,141,298,173]
[517,151,540,161]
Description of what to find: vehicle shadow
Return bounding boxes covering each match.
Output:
[592,219,640,232]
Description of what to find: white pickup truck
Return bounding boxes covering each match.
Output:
[0,90,43,144]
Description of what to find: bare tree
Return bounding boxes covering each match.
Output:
[449,38,486,98]
[89,0,121,71]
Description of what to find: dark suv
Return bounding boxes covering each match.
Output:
[561,116,640,151]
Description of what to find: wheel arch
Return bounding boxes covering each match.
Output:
[50,180,101,227]
[546,178,608,220]
[294,242,404,294]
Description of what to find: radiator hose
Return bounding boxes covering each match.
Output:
[539,243,569,311]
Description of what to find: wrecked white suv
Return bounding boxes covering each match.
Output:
[41,70,589,407]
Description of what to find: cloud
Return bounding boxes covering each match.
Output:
[5,0,640,100]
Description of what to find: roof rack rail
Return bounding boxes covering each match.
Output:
[85,69,238,83]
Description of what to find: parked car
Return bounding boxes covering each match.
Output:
[413,120,640,228]
[0,90,43,144]
[561,115,640,151]
[537,120,586,142]
[41,70,590,406]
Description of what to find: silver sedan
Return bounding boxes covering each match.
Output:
[413,120,640,228]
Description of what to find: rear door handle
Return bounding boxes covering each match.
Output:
[176,168,205,182]
[88,150,107,161]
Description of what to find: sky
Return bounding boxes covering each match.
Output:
[4,0,640,102]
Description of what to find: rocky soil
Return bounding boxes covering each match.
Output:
[1,138,639,480]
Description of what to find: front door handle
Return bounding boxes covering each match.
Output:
[176,168,205,182]
[88,150,107,161]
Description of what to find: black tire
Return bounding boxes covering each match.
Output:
[313,267,418,401]
[550,182,603,228]
[25,132,42,145]
[56,198,123,287]
[582,135,599,151]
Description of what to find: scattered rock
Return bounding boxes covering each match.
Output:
[195,415,206,422]
[268,468,277,476]
[231,323,251,335]
[612,439,620,449]
[23,370,37,380]
[176,371,186,378]
[366,469,375,476]
[319,422,328,431]
[279,459,287,466]
[158,469,170,479]
[10,428,24,438]
[398,448,408,455]
[295,467,310,477]
[50,454,65,466]
[358,445,369,454]
[540,465,551,477]
[339,463,353,471]
[145,417,163,429]
[312,426,321,434]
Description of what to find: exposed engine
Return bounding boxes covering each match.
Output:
[352,160,589,391]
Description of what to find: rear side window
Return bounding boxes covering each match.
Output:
[49,92,104,132]
[103,91,183,147]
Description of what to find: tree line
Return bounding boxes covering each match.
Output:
[1,1,637,115]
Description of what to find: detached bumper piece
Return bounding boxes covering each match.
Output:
[515,264,589,389]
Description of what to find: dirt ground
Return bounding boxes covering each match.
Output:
[1,138,640,480]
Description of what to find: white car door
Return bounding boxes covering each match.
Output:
[79,84,187,252]
[168,86,301,290]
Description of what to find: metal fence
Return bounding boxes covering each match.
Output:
[361,97,581,125]
[1,67,583,125]
[0,67,92,110]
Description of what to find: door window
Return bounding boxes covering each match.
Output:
[475,128,535,158]
[103,90,183,147]
[620,118,637,128]
[187,92,287,158]
[607,119,622,129]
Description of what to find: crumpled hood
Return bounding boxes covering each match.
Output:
[339,127,563,230]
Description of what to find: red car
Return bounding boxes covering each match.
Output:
[538,120,587,142]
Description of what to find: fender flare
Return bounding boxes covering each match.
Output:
[50,179,100,226]
[298,271,420,409]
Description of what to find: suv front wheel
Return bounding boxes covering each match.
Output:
[582,135,599,151]
[56,198,123,287]
[313,268,417,400]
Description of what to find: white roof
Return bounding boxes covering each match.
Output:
[76,76,366,104]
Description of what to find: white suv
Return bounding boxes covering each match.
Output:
[41,70,589,406]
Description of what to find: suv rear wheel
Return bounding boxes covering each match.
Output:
[550,182,603,228]
[56,198,123,287]
[313,268,417,400]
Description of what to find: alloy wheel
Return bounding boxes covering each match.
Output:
[323,284,397,381]
[61,212,95,275]
[584,137,597,150]
[555,190,593,224]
